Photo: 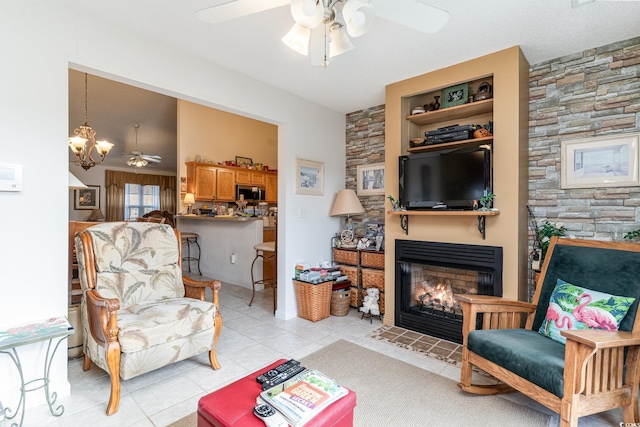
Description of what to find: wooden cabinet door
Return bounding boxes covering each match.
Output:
[216,168,236,201]
[236,170,251,185]
[195,166,216,200]
[265,174,277,202]
[251,172,265,186]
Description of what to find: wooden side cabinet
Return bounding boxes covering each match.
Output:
[333,248,385,313]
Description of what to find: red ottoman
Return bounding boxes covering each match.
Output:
[198,359,356,427]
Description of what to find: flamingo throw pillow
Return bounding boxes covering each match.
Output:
[538,278,636,345]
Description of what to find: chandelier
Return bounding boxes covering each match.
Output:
[68,73,113,170]
[282,0,374,67]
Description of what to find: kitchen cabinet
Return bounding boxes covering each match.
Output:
[186,162,236,202]
[236,170,266,186]
[265,173,277,202]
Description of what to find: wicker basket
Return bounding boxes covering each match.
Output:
[330,289,351,316]
[361,251,384,269]
[293,280,332,322]
[361,268,384,290]
[333,249,358,265]
[339,265,358,285]
[349,286,364,307]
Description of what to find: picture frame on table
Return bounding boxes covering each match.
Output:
[561,133,639,189]
[295,158,324,196]
[235,156,253,167]
[442,83,469,109]
[356,163,385,196]
[75,185,100,210]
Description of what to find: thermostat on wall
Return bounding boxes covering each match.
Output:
[0,164,23,192]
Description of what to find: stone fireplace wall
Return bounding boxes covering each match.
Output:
[528,37,640,242]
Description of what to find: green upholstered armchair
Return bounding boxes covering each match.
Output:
[458,236,640,427]
[74,222,222,415]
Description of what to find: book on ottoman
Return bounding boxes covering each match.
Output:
[258,369,348,427]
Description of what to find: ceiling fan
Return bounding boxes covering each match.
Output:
[197,0,449,66]
[126,124,161,168]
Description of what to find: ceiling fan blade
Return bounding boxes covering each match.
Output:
[370,0,449,34]
[142,157,162,163]
[196,0,291,24]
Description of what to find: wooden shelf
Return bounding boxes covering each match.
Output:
[407,136,493,153]
[406,99,493,126]
[388,210,499,217]
[388,210,499,239]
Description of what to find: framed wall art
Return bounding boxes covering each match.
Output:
[235,156,253,167]
[442,83,469,109]
[356,163,385,196]
[75,185,100,210]
[561,133,639,189]
[295,158,324,196]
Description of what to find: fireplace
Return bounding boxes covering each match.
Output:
[395,240,503,344]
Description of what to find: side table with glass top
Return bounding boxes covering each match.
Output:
[0,317,74,427]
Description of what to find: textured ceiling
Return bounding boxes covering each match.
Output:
[66,0,640,171]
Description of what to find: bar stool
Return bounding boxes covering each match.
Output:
[181,232,202,275]
[249,241,276,312]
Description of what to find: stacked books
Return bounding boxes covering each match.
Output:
[258,368,348,427]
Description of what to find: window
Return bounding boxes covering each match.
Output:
[124,183,160,220]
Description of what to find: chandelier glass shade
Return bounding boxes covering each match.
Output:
[282,0,374,66]
[69,73,113,170]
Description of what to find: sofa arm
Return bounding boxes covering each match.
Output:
[562,329,640,398]
[84,289,120,346]
[183,276,221,305]
[457,295,537,336]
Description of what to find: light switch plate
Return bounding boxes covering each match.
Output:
[0,163,23,192]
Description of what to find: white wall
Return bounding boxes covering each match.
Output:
[0,0,345,408]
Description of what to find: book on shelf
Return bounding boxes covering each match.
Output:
[258,368,348,427]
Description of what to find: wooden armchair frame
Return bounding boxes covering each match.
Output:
[76,227,222,415]
[458,237,640,427]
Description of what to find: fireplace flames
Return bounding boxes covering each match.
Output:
[415,278,476,315]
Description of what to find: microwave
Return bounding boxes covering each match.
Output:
[236,185,265,201]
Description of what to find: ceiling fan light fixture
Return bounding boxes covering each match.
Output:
[282,23,312,55]
[329,23,354,57]
[342,0,374,37]
[290,0,324,28]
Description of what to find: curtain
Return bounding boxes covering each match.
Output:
[105,170,176,222]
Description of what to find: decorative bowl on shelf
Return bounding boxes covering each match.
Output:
[410,137,426,147]
[411,107,425,115]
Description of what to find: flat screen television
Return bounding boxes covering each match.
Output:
[399,147,492,210]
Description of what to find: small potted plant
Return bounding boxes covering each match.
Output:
[536,220,567,260]
[624,229,640,241]
[387,195,402,211]
[478,192,495,211]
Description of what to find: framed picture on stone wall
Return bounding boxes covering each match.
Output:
[561,133,640,189]
[357,163,385,196]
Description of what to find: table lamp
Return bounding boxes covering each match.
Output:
[184,193,195,215]
[330,189,364,248]
[87,208,105,221]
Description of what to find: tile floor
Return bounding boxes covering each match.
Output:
[19,282,626,427]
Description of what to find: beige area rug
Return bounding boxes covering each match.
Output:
[169,340,551,427]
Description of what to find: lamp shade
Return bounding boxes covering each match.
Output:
[87,208,105,221]
[330,189,365,216]
[183,193,195,204]
[329,23,355,58]
[290,0,323,28]
[282,23,312,55]
[342,0,375,37]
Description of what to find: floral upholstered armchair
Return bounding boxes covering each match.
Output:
[74,222,222,415]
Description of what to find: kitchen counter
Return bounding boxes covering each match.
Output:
[175,215,266,289]
[176,215,263,222]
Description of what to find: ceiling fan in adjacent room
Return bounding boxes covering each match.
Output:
[197,0,449,66]
[126,124,161,168]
